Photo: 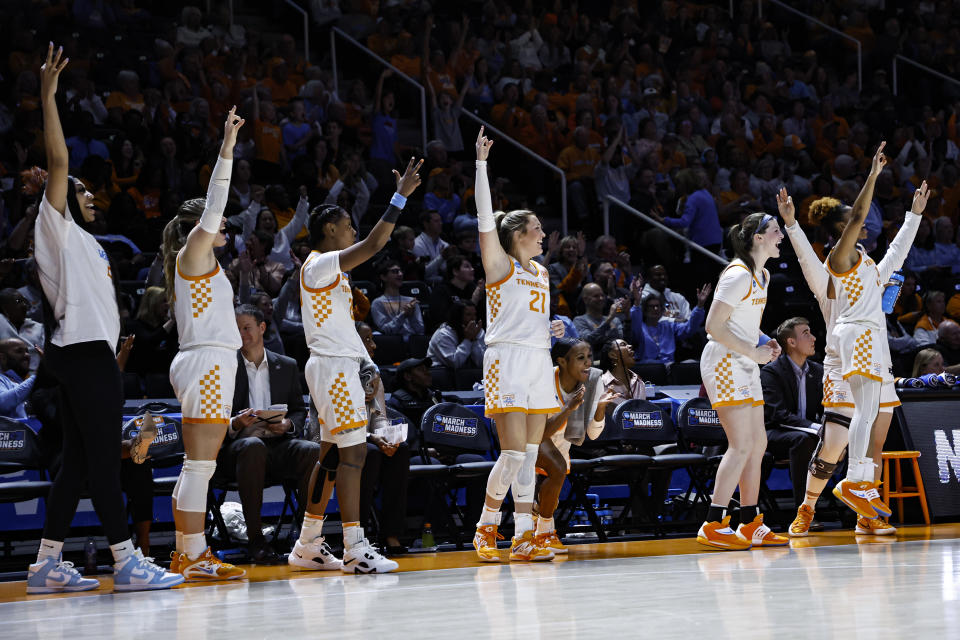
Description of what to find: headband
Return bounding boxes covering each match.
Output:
[758,213,775,232]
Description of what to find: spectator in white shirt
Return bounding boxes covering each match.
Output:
[371,260,424,336]
[427,299,486,369]
[0,289,44,372]
[413,210,449,260]
[641,264,691,322]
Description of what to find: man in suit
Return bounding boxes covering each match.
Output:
[761,317,823,514]
[221,304,318,563]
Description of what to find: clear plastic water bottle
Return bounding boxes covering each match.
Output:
[420,522,436,550]
[84,537,97,576]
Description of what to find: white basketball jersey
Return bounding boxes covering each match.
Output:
[708,259,768,347]
[484,258,551,349]
[173,256,241,350]
[300,250,366,359]
[817,284,842,371]
[826,247,884,330]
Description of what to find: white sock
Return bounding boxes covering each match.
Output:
[109,539,136,564]
[535,517,555,535]
[300,514,325,544]
[343,522,363,549]
[183,532,207,560]
[478,506,501,527]
[514,512,534,536]
[175,531,184,554]
[37,538,63,563]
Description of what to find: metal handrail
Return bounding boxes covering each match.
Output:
[758,0,862,93]
[892,54,960,97]
[282,0,310,65]
[602,196,727,266]
[330,28,568,233]
[458,111,569,235]
[330,27,428,153]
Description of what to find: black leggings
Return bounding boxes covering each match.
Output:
[42,341,129,545]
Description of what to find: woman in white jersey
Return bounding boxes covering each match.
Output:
[163,108,247,581]
[288,157,422,575]
[697,211,790,550]
[473,128,565,563]
[778,181,929,537]
[535,338,617,555]
[27,43,182,594]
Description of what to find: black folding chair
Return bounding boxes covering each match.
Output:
[418,403,496,548]
[120,402,185,496]
[0,418,52,503]
[609,400,710,534]
[373,334,409,366]
[669,361,703,385]
[632,362,668,386]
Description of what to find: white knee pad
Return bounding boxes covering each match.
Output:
[485,450,525,501]
[176,459,217,513]
[511,444,540,504]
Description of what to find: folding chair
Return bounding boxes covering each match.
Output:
[632,362,668,386]
[372,334,409,366]
[418,403,496,547]
[610,399,710,534]
[0,418,52,504]
[121,402,185,496]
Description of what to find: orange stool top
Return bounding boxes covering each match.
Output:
[881,451,921,460]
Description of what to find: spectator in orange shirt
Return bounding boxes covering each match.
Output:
[557,127,602,220]
[517,104,562,160]
[812,96,850,142]
[389,33,422,80]
[105,70,145,113]
[489,83,529,137]
[263,59,299,108]
[752,114,783,157]
[251,83,285,182]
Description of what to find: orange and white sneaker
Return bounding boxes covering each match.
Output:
[179,548,246,581]
[789,504,816,537]
[832,480,879,519]
[696,516,751,550]
[473,525,503,562]
[855,516,896,535]
[534,530,568,554]
[169,550,181,574]
[737,514,789,547]
[509,530,555,562]
[863,484,892,518]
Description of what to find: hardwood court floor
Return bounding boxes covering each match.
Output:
[0,523,957,639]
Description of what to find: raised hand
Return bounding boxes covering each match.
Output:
[776,186,796,226]
[695,283,712,307]
[911,180,930,215]
[869,141,887,176]
[547,230,561,255]
[40,42,70,100]
[222,106,246,153]
[393,157,424,197]
[630,276,644,305]
[476,126,494,161]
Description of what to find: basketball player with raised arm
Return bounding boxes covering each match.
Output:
[288,157,422,574]
[697,212,790,550]
[473,128,565,562]
[164,107,247,581]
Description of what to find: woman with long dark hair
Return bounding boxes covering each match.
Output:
[697,209,788,550]
[28,43,182,594]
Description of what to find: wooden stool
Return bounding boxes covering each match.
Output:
[880,451,930,525]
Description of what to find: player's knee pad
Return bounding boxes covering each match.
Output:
[486,449,525,501]
[808,440,839,480]
[512,444,540,503]
[823,411,852,429]
[176,459,217,513]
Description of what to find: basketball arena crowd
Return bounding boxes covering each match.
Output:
[1,0,960,588]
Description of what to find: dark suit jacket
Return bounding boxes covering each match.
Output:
[232,349,307,439]
[760,354,824,432]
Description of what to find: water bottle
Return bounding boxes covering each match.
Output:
[84,537,97,576]
[939,372,958,386]
[920,373,947,388]
[420,523,436,550]
[881,272,905,314]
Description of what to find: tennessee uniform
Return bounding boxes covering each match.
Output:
[482,258,560,417]
[169,256,245,581]
[699,259,768,410]
[300,250,369,447]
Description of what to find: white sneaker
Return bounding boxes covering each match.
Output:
[288,537,343,571]
[341,540,399,574]
[26,557,100,594]
[113,550,185,592]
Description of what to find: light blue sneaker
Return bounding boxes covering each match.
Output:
[113,550,185,592]
[26,556,100,594]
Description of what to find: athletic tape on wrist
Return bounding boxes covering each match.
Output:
[390,192,407,209]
